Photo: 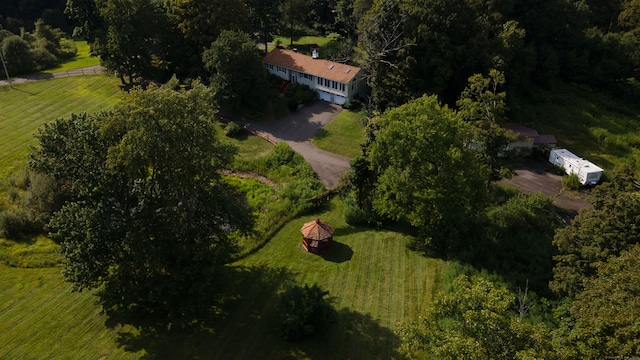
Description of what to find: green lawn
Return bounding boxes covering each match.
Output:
[210,197,447,359]
[0,264,142,359]
[42,40,100,73]
[217,125,273,158]
[0,76,122,182]
[0,198,447,359]
[268,35,332,53]
[312,110,365,158]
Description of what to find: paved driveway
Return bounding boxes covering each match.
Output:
[249,100,351,189]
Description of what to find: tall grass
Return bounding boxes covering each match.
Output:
[515,83,640,170]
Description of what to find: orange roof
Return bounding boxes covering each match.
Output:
[300,218,335,240]
[263,49,361,83]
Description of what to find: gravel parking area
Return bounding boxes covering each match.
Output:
[501,158,592,217]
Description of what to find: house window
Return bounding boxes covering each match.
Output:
[340,83,345,92]
[265,64,274,70]
[276,66,287,73]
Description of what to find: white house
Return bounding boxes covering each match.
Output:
[262,48,365,105]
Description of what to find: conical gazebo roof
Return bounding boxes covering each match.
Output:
[300,218,334,240]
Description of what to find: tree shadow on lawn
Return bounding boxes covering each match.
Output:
[108,264,403,359]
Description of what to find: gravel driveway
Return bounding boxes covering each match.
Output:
[501,158,592,217]
[248,100,351,189]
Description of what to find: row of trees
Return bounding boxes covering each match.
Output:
[63,0,343,85]
[357,0,640,111]
[60,0,640,115]
[0,19,76,75]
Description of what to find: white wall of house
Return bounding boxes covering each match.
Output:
[264,62,362,105]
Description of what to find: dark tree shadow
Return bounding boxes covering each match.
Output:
[321,241,353,263]
[106,263,403,359]
[313,128,329,141]
[291,309,404,360]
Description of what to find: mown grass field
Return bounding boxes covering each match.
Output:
[42,40,100,73]
[0,197,446,359]
[312,109,365,158]
[0,264,142,359]
[0,76,122,182]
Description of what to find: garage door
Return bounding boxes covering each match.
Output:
[318,91,332,102]
[333,96,347,105]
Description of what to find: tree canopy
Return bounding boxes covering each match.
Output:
[30,79,253,320]
[400,275,552,359]
[368,95,489,252]
[202,30,269,114]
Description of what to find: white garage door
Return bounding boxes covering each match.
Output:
[333,96,347,105]
[318,91,332,102]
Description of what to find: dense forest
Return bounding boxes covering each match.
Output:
[2,0,640,358]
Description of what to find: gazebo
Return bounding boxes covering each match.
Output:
[300,218,334,254]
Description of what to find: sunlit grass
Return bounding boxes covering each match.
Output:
[0,76,122,182]
[312,110,365,158]
[42,41,100,73]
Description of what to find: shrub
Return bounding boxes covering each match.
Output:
[30,46,58,70]
[0,210,31,239]
[287,97,299,111]
[343,196,370,225]
[225,121,245,138]
[562,173,581,190]
[279,284,333,342]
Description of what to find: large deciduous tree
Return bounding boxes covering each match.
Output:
[245,0,283,54]
[400,275,552,359]
[550,165,640,297]
[368,95,489,252]
[202,30,269,115]
[553,244,640,358]
[98,0,168,84]
[30,79,252,321]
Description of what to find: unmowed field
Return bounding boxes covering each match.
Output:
[515,83,640,170]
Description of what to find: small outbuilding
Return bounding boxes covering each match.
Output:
[300,218,334,254]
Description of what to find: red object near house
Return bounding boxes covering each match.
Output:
[300,218,334,254]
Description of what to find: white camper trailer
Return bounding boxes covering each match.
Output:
[548,149,604,185]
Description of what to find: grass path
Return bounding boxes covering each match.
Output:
[0,76,122,181]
